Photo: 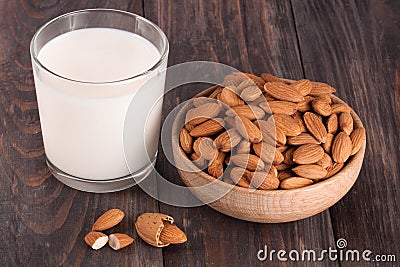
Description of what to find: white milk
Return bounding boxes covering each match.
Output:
[34,28,166,179]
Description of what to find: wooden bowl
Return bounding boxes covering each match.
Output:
[172,80,366,223]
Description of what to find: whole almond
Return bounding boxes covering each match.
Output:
[291,79,312,96]
[237,79,256,92]
[245,73,265,89]
[92,209,125,231]
[325,162,345,178]
[235,140,251,154]
[208,151,226,178]
[264,82,304,102]
[230,167,251,188]
[309,82,336,95]
[218,87,244,107]
[303,112,327,143]
[230,154,265,171]
[275,162,291,171]
[273,150,285,165]
[276,145,288,153]
[186,103,220,125]
[312,98,332,116]
[214,129,242,152]
[241,86,262,102]
[189,118,225,137]
[322,133,335,154]
[292,144,325,164]
[283,147,296,165]
[226,105,265,120]
[280,177,313,189]
[350,127,366,155]
[159,221,187,245]
[249,171,280,190]
[316,153,333,169]
[268,101,298,115]
[287,133,320,145]
[235,116,263,143]
[331,103,351,114]
[208,87,222,99]
[297,96,314,112]
[316,94,332,104]
[292,164,328,179]
[261,73,283,83]
[255,119,286,146]
[179,128,193,154]
[339,112,354,135]
[273,114,301,136]
[277,170,295,181]
[184,123,196,132]
[224,72,246,87]
[326,114,339,134]
[291,112,308,132]
[253,142,275,164]
[331,132,353,163]
[109,234,134,251]
[85,232,109,250]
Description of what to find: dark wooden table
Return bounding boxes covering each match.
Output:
[1,0,399,266]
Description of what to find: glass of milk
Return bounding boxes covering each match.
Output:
[30,9,169,192]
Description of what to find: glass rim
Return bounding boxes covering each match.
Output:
[30,8,169,85]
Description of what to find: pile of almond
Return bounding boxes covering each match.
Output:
[179,72,366,190]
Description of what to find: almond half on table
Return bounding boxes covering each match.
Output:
[109,233,134,251]
[135,213,187,248]
[85,231,109,250]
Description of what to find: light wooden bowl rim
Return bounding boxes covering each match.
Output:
[173,78,366,197]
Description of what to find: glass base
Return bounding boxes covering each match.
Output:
[47,157,156,193]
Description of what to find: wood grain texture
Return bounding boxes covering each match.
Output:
[0,1,163,266]
[291,0,400,265]
[145,0,337,266]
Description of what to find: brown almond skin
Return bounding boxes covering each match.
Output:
[230,154,265,171]
[261,73,282,83]
[292,144,325,164]
[303,112,328,143]
[185,103,221,125]
[268,101,298,115]
[292,79,312,96]
[331,132,353,163]
[309,82,336,95]
[316,153,333,169]
[339,112,354,135]
[235,116,263,143]
[208,151,226,178]
[226,105,265,120]
[214,129,242,152]
[230,167,251,188]
[350,127,366,155]
[312,98,332,116]
[277,170,295,181]
[253,142,275,164]
[325,162,345,178]
[249,171,280,190]
[322,133,335,154]
[326,114,339,134]
[189,118,225,137]
[241,86,262,102]
[280,177,313,189]
[331,103,351,114]
[273,114,301,136]
[264,82,304,102]
[92,209,125,231]
[219,87,244,107]
[287,133,321,145]
[297,96,314,112]
[179,128,193,154]
[292,164,328,179]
